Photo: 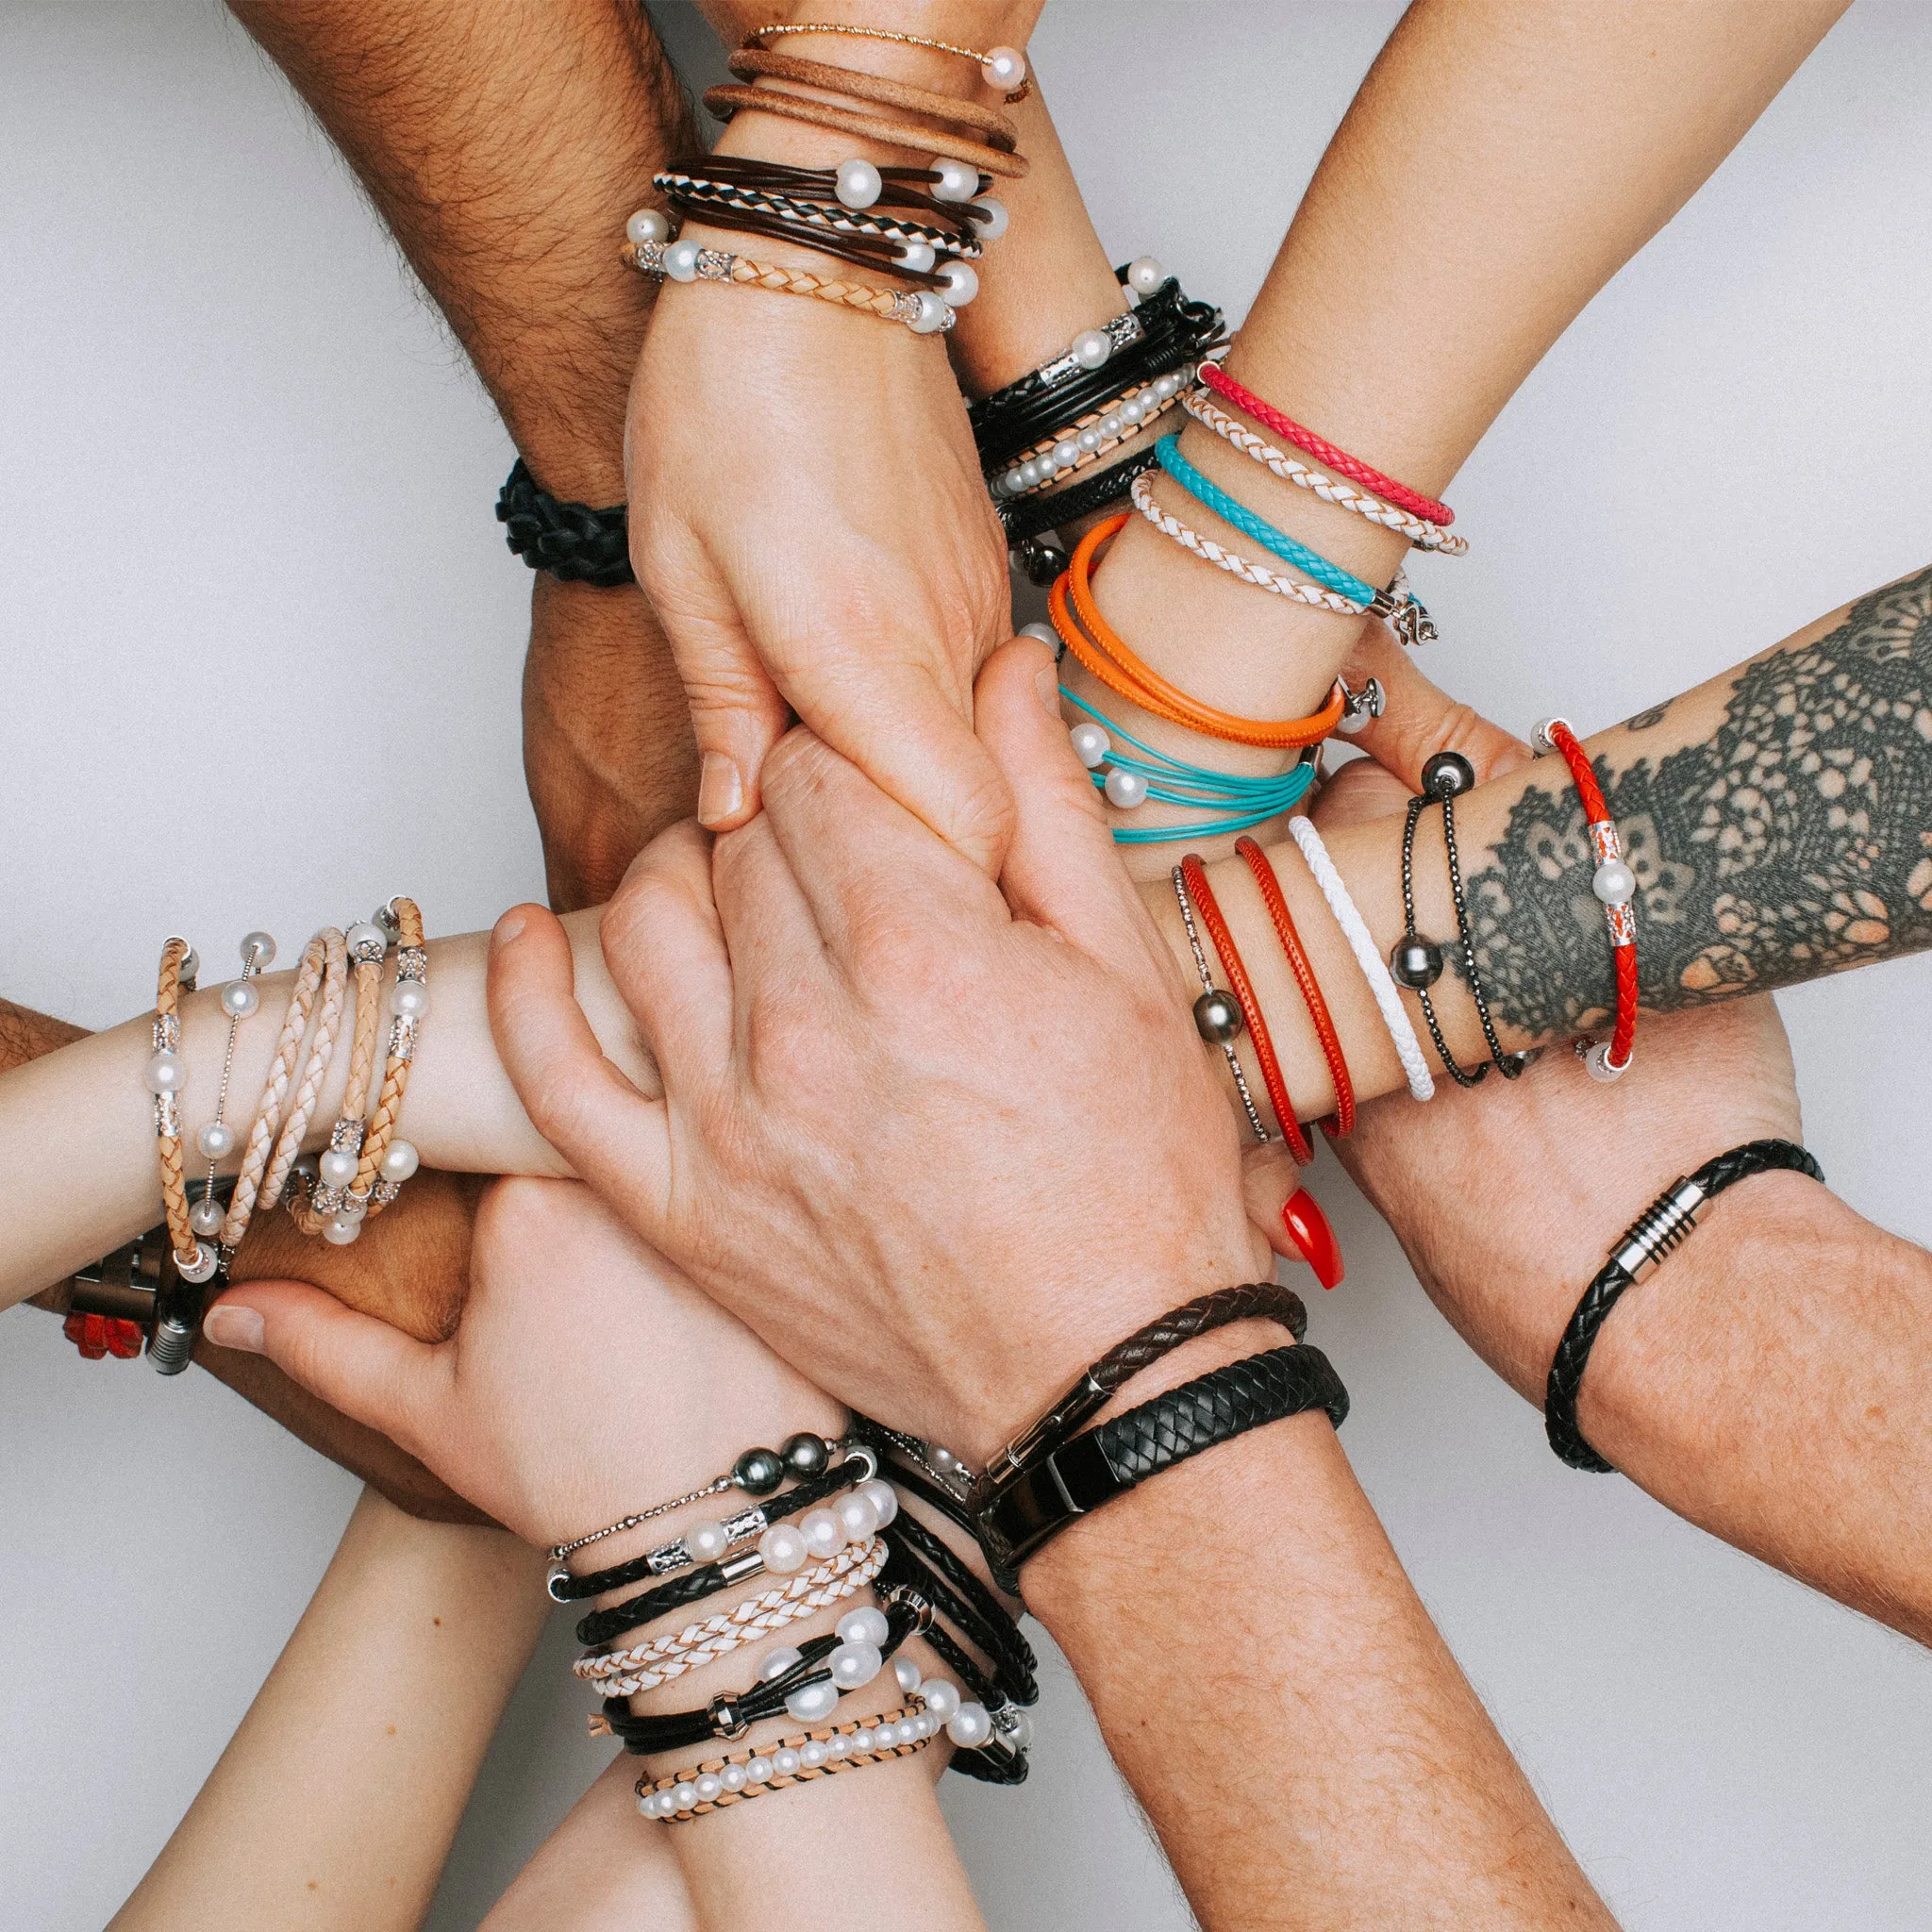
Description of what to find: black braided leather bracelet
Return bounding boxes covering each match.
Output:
[1544,1138,1824,1472]
[978,1343,1348,1591]
[495,458,634,587]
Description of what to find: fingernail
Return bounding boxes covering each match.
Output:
[203,1304,265,1353]
[1282,1189,1344,1291]
[1035,664,1062,716]
[697,752,744,827]
[493,911,526,949]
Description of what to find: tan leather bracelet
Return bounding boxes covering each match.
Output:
[351,896,426,1223]
[703,84,1029,180]
[143,937,204,1274]
[726,45,1019,149]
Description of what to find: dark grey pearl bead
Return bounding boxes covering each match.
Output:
[781,1432,830,1478]
[1390,934,1445,990]
[734,1447,785,1496]
[1192,989,1244,1044]
[1421,750,1476,799]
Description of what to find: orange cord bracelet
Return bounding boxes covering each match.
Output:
[1049,515,1347,749]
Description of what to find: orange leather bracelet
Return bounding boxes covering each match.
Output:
[1235,837,1355,1138]
[1181,854,1313,1165]
[1049,515,1347,749]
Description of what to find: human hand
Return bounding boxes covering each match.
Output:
[488,633,1273,1466]
[202,1175,841,1546]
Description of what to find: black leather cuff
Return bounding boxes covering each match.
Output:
[495,457,634,587]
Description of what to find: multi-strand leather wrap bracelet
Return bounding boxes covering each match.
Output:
[970,1286,1346,1591]
[1544,1139,1824,1472]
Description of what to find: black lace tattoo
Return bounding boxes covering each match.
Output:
[1460,567,1932,1037]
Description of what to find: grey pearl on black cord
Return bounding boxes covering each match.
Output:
[734,1446,785,1495]
[1192,989,1243,1045]
[1421,750,1477,799]
[1390,934,1444,990]
[781,1432,830,1479]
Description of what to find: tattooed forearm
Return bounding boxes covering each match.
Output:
[1462,567,1932,1035]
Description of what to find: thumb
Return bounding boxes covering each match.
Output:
[973,631,1147,957]
[675,625,794,836]
[1340,625,1532,790]
[202,1278,445,1457]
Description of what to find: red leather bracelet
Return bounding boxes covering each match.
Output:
[1181,855,1314,1165]
[1199,360,1454,529]
[1533,718,1638,1077]
[1235,837,1355,1138]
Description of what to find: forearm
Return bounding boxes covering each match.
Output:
[112,1487,546,1932]
[1024,1398,1611,1928]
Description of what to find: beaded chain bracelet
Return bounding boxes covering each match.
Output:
[628,234,955,334]
[1172,863,1270,1143]
[1392,792,1489,1089]
[1063,689,1318,844]
[189,930,275,1241]
[1531,719,1640,1079]
[1431,756,1534,1080]
[293,917,391,1233]
[740,23,1031,100]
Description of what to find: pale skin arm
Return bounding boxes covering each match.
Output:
[109,1487,546,1932]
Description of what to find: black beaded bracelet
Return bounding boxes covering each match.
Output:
[496,458,634,587]
[1545,1139,1824,1472]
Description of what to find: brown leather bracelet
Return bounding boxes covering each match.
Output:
[665,196,949,285]
[728,46,1019,150]
[703,84,1030,180]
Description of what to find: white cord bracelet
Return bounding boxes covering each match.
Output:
[1285,816,1435,1103]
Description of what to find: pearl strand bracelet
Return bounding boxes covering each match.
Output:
[188,930,276,1242]
[990,370,1193,500]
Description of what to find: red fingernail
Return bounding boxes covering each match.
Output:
[1281,1188,1343,1290]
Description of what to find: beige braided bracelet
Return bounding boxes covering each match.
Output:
[1179,386,1468,554]
[142,936,211,1280]
[218,932,331,1255]
[575,1538,889,1695]
[256,927,348,1218]
[339,896,428,1239]
[289,916,390,1238]
[627,235,955,335]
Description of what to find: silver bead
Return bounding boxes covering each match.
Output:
[1592,858,1636,906]
[1192,989,1243,1044]
[143,1050,187,1096]
[625,207,670,246]
[1070,722,1109,770]
[177,948,200,988]
[175,1241,219,1284]
[220,979,259,1019]
[378,1139,419,1184]
[1103,766,1147,809]
[189,1196,225,1239]
[935,260,978,306]
[1390,935,1445,990]
[1530,716,1573,756]
[196,1120,236,1160]
[1072,328,1112,370]
[1582,1040,1627,1083]
[893,239,937,275]
[663,238,701,282]
[971,195,1008,241]
[240,931,276,970]
[835,158,882,209]
[929,157,978,203]
[906,290,954,334]
[1125,255,1165,296]
[980,44,1026,90]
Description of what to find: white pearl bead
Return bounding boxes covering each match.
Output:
[971,196,1008,241]
[947,1702,993,1748]
[835,158,882,209]
[893,240,936,275]
[144,1051,187,1096]
[189,1197,225,1239]
[829,1641,882,1689]
[1118,393,1147,425]
[935,260,978,306]
[900,1718,925,1744]
[672,1782,698,1810]
[1072,328,1112,370]
[1583,1041,1627,1083]
[1098,412,1124,438]
[1052,439,1081,472]
[220,979,259,1019]
[379,1139,419,1184]
[835,1491,880,1542]
[1018,622,1058,648]
[907,290,953,334]
[853,1729,880,1755]
[195,1121,236,1160]
[1016,459,1041,489]
[980,45,1025,89]
[1125,255,1165,296]
[1336,704,1372,738]
[921,1679,961,1723]
[663,239,701,282]
[635,1790,656,1817]
[344,920,387,958]
[894,1657,923,1695]
[1104,767,1149,809]
[323,1216,361,1245]
[693,1773,724,1804]
[836,1607,890,1650]
[930,158,978,203]
[786,1680,841,1723]
[241,930,276,970]
[1591,858,1636,906]
[626,208,670,246]
[745,1757,773,1785]
[391,979,429,1020]
[1070,722,1109,769]
[318,1148,358,1189]
[800,1739,829,1769]
[685,1519,730,1563]
[799,1507,845,1558]
[176,1241,219,1283]
[771,1747,801,1777]
[759,1645,804,1682]
[857,1478,899,1528]
[1076,426,1103,454]
[758,1524,808,1574]
[825,1730,851,1757]
[720,1762,747,1791]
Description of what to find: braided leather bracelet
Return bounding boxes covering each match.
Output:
[1545,1140,1824,1472]
[496,458,632,587]
[978,1345,1348,1591]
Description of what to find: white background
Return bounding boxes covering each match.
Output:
[4,3,1930,1926]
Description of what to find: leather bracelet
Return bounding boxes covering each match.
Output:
[1544,1139,1824,1473]
[703,84,1027,181]
[1003,446,1161,569]
[495,458,633,587]
[726,46,1020,148]
[978,1345,1348,1591]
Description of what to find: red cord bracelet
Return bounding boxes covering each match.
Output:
[1235,838,1355,1137]
[1181,855,1314,1165]
[1199,360,1454,529]
[1532,718,1638,1077]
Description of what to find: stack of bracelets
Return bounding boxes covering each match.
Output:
[621,22,1029,336]
[95,901,429,1374]
[552,1430,1035,1824]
